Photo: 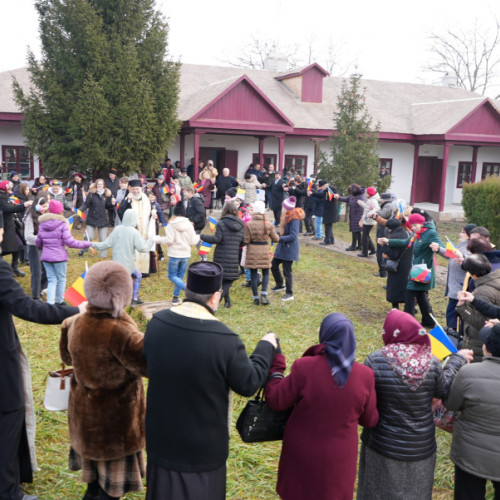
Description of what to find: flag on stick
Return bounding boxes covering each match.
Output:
[198,241,212,256]
[307,178,314,191]
[327,187,334,201]
[64,268,87,306]
[444,236,457,259]
[192,182,200,190]
[196,184,204,192]
[74,207,87,221]
[208,216,217,232]
[65,187,73,195]
[162,185,170,195]
[9,195,21,205]
[67,216,74,230]
[428,315,458,360]
[41,184,49,191]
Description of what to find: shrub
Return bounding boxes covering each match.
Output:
[462,176,500,245]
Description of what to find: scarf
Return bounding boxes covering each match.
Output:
[97,188,105,196]
[318,313,356,388]
[381,309,432,390]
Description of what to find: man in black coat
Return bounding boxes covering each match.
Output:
[143,262,277,499]
[215,168,238,205]
[0,210,84,500]
[184,186,206,234]
[309,180,338,245]
[270,171,288,223]
[104,168,119,227]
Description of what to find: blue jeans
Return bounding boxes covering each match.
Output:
[315,216,324,238]
[43,261,67,304]
[168,257,189,297]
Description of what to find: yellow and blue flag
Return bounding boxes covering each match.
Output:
[428,325,458,360]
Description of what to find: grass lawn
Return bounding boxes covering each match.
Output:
[15,219,492,499]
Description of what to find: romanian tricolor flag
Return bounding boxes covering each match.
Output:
[65,187,73,195]
[9,195,21,205]
[307,178,314,191]
[196,184,204,193]
[192,182,200,190]
[162,185,170,195]
[64,268,87,306]
[74,207,87,221]
[428,324,458,360]
[42,184,49,191]
[444,236,457,259]
[198,241,212,256]
[327,187,334,201]
[208,216,217,232]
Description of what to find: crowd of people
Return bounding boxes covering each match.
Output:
[1,162,500,500]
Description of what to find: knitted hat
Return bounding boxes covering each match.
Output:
[463,224,477,236]
[367,187,377,197]
[408,213,426,225]
[157,175,164,181]
[9,171,19,179]
[186,261,223,295]
[226,187,237,199]
[0,180,11,191]
[48,199,63,214]
[251,200,266,214]
[282,196,297,211]
[479,324,500,357]
[84,261,132,318]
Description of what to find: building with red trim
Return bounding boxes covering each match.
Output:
[2,63,500,216]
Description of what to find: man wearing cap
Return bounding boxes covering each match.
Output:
[143,261,277,499]
[105,168,119,227]
[445,323,500,499]
[178,168,193,190]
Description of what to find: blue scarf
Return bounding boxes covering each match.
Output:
[319,313,356,388]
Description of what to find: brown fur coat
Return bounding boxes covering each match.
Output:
[60,306,147,461]
[243,213,279,269]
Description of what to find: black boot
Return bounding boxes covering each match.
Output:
[83,481,100,500]
[345,245,356,251]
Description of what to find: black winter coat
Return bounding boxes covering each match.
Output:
[361,351,466,461]
[79,190,113,228]
[200,215,244,281]
[288,183,307,208]
[270,179,286,210]
[186,194,206,232]
[0,191,26,254]
[382,224,413,304]
[311,188,339,224]
[0,259,78,411]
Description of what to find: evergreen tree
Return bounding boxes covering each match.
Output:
[13,0,180,178]
[318,74,380,195]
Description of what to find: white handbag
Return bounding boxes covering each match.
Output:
[43,364,73,411]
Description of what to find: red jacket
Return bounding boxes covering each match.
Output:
[265,347,378,500]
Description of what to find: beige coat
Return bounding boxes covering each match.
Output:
[243,213,279,268]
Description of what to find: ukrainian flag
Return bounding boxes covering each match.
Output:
[428,325,458,360]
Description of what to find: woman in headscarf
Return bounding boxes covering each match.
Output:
[357,309,472,500]
[264,313,379,500]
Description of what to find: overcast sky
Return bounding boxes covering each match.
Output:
[2,0,500,95]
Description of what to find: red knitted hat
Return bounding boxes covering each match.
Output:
[367,187,377,197]
[0,180,11,191]
[408,213,426,225]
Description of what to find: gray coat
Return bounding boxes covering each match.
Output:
[446,356,500,481]
[438,239,470,299]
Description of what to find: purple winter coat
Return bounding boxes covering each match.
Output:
[35,213,92,262]
[338,188,366,233]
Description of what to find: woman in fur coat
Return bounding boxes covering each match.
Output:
[60,261,148,500]
[271,196,305,302]
[78,179,114,258]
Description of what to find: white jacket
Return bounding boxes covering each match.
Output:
[154,216,199,258]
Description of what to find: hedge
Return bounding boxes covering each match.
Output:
[462,176,500,246]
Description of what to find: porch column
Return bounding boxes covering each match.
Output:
[258,136,264,166]
[194,131,201,180]
[409,143,420,205]
[439,143,450,212]
[180,133,185,168]
[471,145,479,182]
[278,135,285,173]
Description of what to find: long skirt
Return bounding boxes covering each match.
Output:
[357,443,436,500]
[69,447,145,497]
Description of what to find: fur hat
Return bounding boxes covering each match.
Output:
[408,213,426,225]
[84,261,132,317]
[282,196,297,211]
[251,200,266,214]
[0,180,10,191]
[186,261,223,295]
[367,187,377,197]
[49,200,64,214]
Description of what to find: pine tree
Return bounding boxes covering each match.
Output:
[318,74,380,195]
[13,0,180,178]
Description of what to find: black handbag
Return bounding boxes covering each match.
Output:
[236,386,292,443]
[384,258,399,272]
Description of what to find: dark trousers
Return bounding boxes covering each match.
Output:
[361,225,376,255]
[271,258,293,294]
[376,243,387,276]
[351,231,362,248]
[404,289,435,327]
[324,223,334,244]
[0,408,31,500]
[304,210,314,233]
[107,207,115,227]
[221,279,233,303]
[446,298,459,330]
[250,268,269,298]
[28,245,47,298]
[454,465,500,500]
[273,207,282,224]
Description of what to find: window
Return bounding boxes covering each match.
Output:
[482,163,500,180]
[252,153,277,168]
[457,162,473,188]
[2,146,34,180]
[284,155,307,176]
[379,158,392,174]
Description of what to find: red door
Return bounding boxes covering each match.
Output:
[224,150,238,178]
[414,157,442,204]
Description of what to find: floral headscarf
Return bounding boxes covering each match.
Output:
[381,309,432,390]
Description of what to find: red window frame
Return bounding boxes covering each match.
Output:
[481,163,500,180]
[379,158,392,174]
[252,153,277,168]
[457,162,473,188]
[1,145,34,180]
[284,155,307,177]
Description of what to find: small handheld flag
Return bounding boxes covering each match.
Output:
[74,207,87,221]
[42,184,49,191]
[198,241,212,256]
[162,185,170,195]
[196,184,204,193]
[208,216,217,232]
[307,178,314,191]
[67,216,74,230]
[428,315,458,360]
[9,195,21,205]
[444,236,457,259]
[327,187,334,201]
[65,187,73,195]
[64,269,87,306]
[192,182,200,190]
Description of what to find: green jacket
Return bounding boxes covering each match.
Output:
[388,221,443,291]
